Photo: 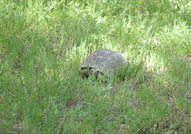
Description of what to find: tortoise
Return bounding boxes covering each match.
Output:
[80,49,127,81]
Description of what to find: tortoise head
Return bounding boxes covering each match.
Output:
[80,67,99,78]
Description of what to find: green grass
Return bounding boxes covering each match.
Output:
[0,0,191,133]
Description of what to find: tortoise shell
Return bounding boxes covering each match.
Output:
[80,49,127,78]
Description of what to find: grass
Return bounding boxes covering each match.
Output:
[0,0,191,133]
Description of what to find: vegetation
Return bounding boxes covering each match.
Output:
[0,0,191,133]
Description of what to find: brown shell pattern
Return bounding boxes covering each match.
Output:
[80,49,127,74]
